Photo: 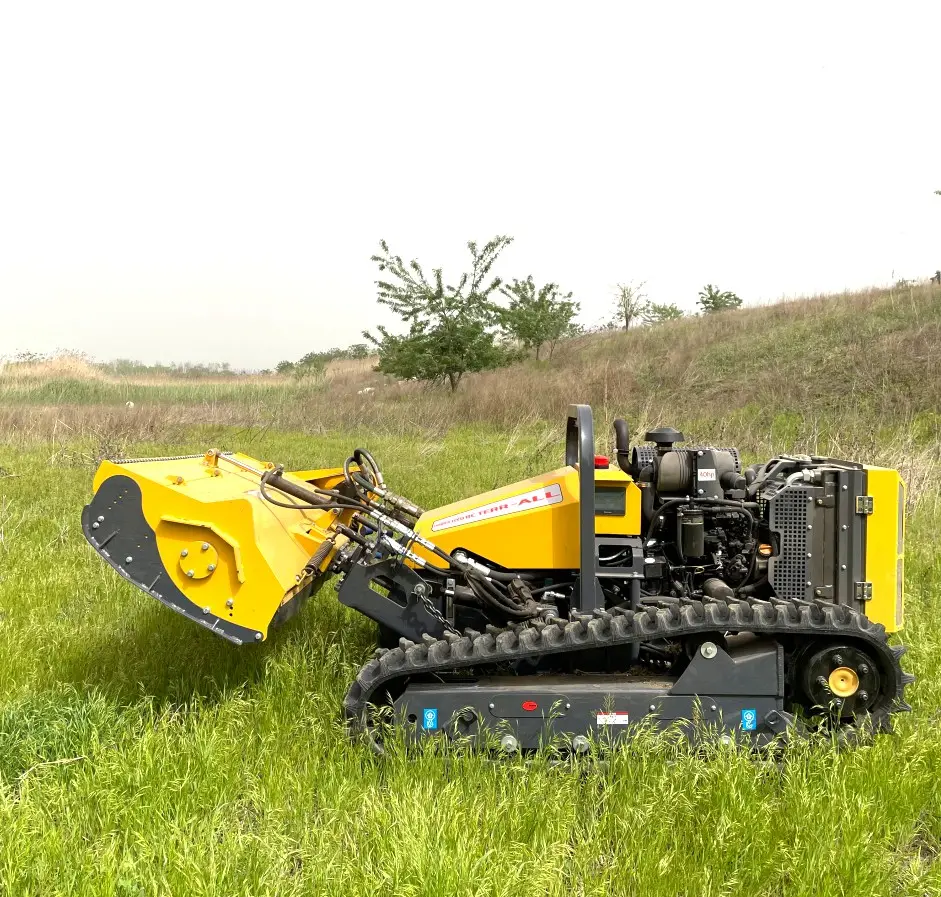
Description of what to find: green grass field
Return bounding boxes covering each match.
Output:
[2,286,941,895]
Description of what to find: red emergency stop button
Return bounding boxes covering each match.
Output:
[521,700,538,712]
[594,455,610,469]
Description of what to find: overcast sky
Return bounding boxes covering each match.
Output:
[1,3,939,369]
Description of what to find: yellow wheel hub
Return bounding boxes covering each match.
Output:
[828,666,860,698]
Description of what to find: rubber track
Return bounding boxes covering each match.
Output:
[344,597,914,739]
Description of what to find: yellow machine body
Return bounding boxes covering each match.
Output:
[412,465,641,570]
[862,465,906,632]
[83,449,905,643]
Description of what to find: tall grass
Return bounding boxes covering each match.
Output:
[0,431,939,895]
[1,284,940,893]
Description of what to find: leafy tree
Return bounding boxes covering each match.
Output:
[644,302,684,324]
[611,281,648,330]
[499,276,579,360]
[277,342,371,376]
[697,284,742,313]
[566,321,586,338]
[294,351,328,382]
[365,236,516,391]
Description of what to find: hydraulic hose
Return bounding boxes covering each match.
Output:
[613,418,631,473]
[259,468,366,512]
[263,452,538,616]
[645,497,756,545]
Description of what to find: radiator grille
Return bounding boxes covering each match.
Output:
[768,485,811,602]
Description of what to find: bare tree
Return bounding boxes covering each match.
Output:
[611,281,648,330]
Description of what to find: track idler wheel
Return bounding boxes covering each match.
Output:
[800,643,881,720]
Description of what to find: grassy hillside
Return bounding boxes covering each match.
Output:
[4,282,939,508]
[0,284,940,895]
[3,283,941,439]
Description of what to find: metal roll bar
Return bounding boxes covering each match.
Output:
[566,404,604,612]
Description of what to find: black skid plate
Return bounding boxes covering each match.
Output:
[394,637,790,749]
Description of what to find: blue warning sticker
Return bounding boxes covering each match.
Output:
[741,708,757,731]
[422,708,438,730]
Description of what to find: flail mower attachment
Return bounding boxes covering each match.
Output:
[81,450,356,644]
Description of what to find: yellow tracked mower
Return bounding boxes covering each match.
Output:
[82,405,912,751]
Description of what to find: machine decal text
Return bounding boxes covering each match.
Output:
[431,483,564,532]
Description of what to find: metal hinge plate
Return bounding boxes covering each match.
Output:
[856,495,874,515]
[854,581,873,600]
